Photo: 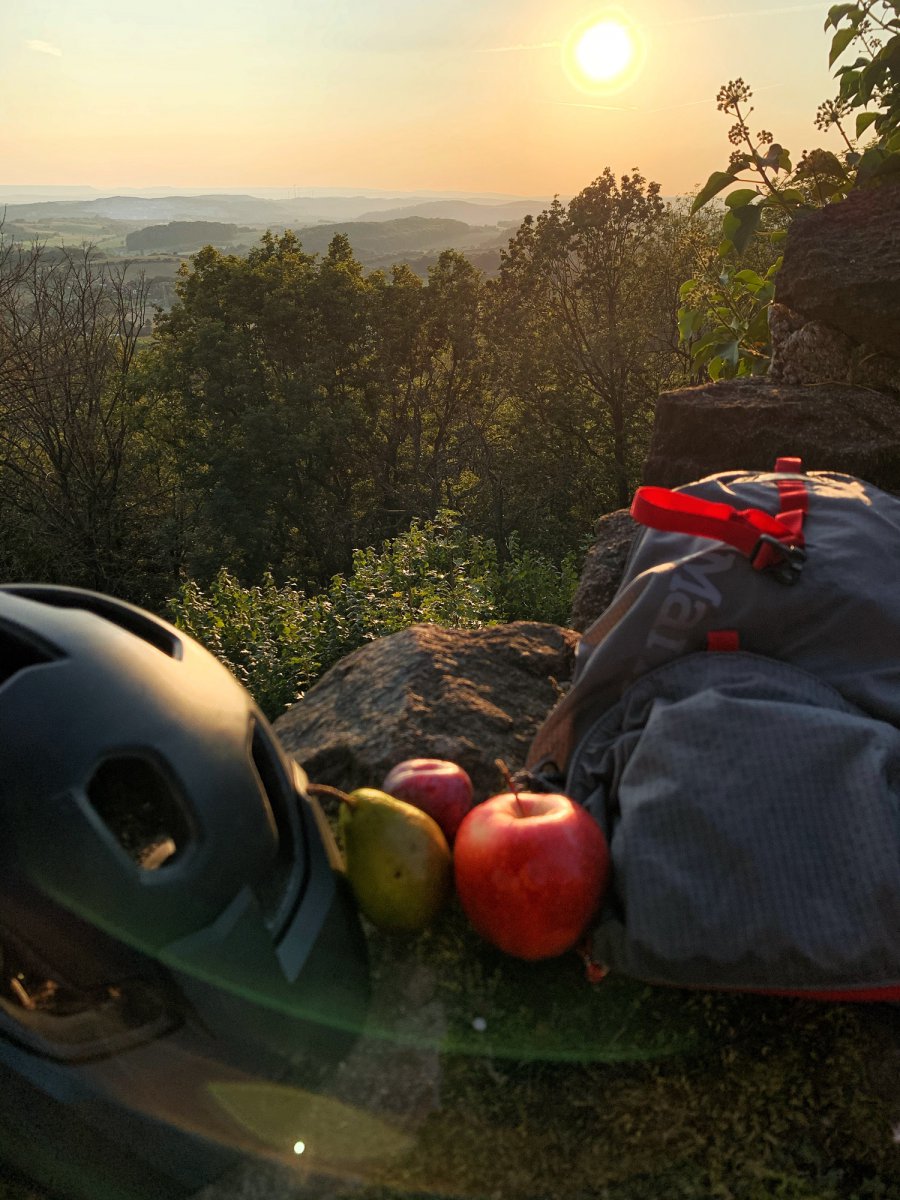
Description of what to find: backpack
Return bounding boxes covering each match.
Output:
[527,457,900,1000]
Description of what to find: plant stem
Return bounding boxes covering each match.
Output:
[307,782,357,807]
[495,757,527,817]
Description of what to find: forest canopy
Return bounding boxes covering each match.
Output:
[0,172,710,620]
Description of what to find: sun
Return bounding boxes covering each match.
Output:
[564,11,644,93]
[575,20,634,83]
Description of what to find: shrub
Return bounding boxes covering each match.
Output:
[166,513,581,718]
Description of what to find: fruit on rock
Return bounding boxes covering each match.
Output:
[453,791,610,961]
[381,758,474,844]
[338,788,452,934]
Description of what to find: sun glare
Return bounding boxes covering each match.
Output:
[576,21,633,83]
[564,11,644,94]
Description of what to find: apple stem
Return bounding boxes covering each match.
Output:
[306,783,357,808]
[495,758,527,818]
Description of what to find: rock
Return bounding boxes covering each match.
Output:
[768,302,900,395]
[768,301,853,385]
[775,183,900,359]
[568,509,635,632]
[274,622,578,799]
[642,377,900,491]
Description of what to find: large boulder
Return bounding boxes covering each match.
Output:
[642,378,900,490]
[775,183,900,359]
[568,508,635,632]
[274,622,578,799]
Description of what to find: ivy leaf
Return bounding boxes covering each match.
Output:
[856,110,878,137]
[722,210,741,242]
[773,187,808,207]
[871,151,900,179]
[724,188,759,208]
[708,342,739,380]
[855,145,887,183]
[825,3,861,30]
[838,67,861,102]
[829,26,857,66]
[876,37,900,65]
[677,307,705,341]
[678,278,699,299]
[692,171,737,213]
[691,330,727,358]
[723,203,763,256]
[747,306,773,345]
[858,60,889,104]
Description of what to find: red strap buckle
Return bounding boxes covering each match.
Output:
[631,456,809,584]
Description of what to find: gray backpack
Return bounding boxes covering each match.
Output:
[528,458,900,999]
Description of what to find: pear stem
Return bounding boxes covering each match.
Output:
[495,758,527,818]
[307,783,357,808]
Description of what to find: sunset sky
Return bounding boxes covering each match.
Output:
[2,1,844,198]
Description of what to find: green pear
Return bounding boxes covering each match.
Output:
[339,788,451,933]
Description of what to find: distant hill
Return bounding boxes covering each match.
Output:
[355,199,551,224]
[126,221,242,252]
[0,197,519,283]
[3,192,554,229]
[292,216,507,262]
[5,194,288,224]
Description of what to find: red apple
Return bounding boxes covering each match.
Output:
[381,758,474,844]
[453,791,610,961]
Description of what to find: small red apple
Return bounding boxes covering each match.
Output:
[381,758,474,844]
[453,791,609,961]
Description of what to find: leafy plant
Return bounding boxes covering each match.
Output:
[166,512,581,718]
[494,535,583,627]
[680,2,900,380]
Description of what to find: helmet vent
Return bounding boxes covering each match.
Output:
[87,757,191,871]
[0,624,59,691]
[250,723,297,927]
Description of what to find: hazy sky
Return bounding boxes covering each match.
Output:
[3,1,844,197]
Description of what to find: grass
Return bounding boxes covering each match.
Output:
[337,903,900,1200]
[2,903,899,1200]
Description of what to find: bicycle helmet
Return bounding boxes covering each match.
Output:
[0,584,370,1197]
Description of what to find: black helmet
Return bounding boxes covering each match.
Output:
[0,584,369,1198]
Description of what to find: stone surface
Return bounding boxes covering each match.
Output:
[274,621,579,800]
[768,301,900,395]
[642,377,900,491]
[775,183,900,359]
[568,508,635,633]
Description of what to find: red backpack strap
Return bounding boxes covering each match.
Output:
[631,458,808,584]
[772,455,808,538]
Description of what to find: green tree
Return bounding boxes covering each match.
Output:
[0,240,163,598]
[490,170,697,519]
[365,251,492,538]
[142,230,379,588]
